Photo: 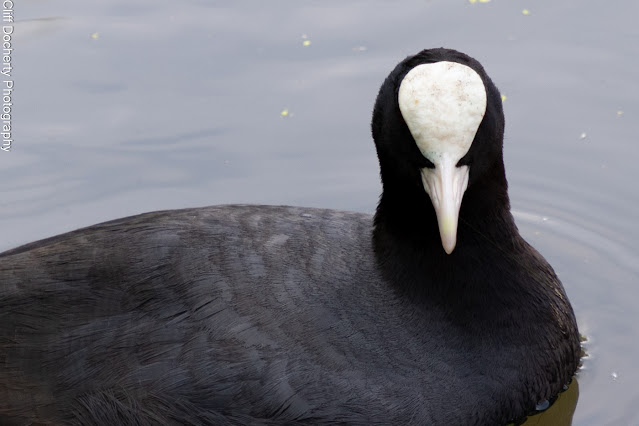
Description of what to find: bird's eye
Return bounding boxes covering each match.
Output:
[456,154,472,167]
[421,157,436,169]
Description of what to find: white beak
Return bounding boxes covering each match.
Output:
[397,61,486,254]
[420,155,470,254]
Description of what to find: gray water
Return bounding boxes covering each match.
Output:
[3,1,639,424]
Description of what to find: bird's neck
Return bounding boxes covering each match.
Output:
[372,165,517,299]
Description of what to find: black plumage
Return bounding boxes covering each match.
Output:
[0,48,580,425]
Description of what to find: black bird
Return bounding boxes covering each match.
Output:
[0,48,580,425]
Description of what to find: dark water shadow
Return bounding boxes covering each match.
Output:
[518,378,579,426]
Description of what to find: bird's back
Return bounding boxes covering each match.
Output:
[1,205,577,425]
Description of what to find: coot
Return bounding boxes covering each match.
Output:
[0,48,580,425]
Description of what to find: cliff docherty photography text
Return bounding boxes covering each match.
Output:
[1,0,13,152]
